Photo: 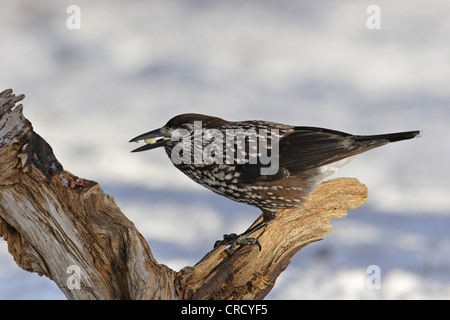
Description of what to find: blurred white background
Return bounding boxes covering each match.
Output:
[0,0,449,299]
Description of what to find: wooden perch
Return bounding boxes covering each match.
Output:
[0,89,368,300]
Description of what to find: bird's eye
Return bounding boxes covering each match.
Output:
[171,127,192,141]
[178,123,194,131]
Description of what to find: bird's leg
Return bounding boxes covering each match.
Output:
[240,221,267,239]
[214,221,266,254]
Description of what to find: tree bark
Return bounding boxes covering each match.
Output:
[0,89,368,300]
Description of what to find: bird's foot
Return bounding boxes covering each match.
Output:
[214,233,261,254]
[214,221,266,254]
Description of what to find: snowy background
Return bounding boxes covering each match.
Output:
[1,0,449,299]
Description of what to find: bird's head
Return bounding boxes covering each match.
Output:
[129,113,225,152]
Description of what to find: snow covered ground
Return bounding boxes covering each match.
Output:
[0,0,449,299]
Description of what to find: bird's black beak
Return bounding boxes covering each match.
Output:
[129,128,171,152]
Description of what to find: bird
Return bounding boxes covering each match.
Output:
[130,113,420,253]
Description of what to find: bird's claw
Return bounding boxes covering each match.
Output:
[214,233,261,254]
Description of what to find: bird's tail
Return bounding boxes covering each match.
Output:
[353,130,421,143]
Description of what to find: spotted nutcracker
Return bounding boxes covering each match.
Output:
[130,113,420,252]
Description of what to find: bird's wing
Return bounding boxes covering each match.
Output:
[237,127,388,183]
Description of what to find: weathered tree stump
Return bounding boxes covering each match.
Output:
[0,89,368,299]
